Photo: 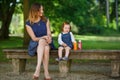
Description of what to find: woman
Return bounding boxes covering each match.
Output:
[26,3,52,80]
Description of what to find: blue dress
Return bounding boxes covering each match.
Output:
[26,20,47,37]
[26,20,47,56]
[61,32,73,49]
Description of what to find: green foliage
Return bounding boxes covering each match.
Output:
[8,0,120,36]
[14,2,23,14]
[0,0,18,39]
[43,0,108,35]
[2,0,119,38]
[25,0,107,35]
[79,25,105,35]
[9,14,24,36]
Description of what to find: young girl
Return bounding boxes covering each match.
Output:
[56,22,75,61]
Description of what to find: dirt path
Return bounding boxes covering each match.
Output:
[0,62,120,80]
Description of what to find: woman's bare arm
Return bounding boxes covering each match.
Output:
[46,19,52,43]
[26,25,47,42]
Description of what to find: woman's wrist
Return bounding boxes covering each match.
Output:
[47,34,51,37]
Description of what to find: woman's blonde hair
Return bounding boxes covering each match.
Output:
[28,3,47,24]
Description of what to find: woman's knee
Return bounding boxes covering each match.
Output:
[45,45,50,51]
[38,39,46,45]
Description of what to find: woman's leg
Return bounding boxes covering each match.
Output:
[58,47,64,58]
[42,45,51,78]
[34,39,46,77]
[65,46,71,57]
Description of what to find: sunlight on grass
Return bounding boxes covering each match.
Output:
[75,35,120,41]
[53,35,120,50]
[0,37,23,48]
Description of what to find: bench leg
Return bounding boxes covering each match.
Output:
[59,59,72,77]
[12,59,26,74]
[111,60,120,77]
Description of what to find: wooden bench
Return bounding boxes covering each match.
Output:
[3,49,120,78]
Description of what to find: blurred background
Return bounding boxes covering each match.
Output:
[0,0,120,38]
[0,0,120,61]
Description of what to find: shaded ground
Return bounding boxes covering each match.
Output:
[0,61,120,80]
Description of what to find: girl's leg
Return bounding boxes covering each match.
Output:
[34,39,46,77]
[58,46,64,58]
[65,46,71,57]
[42,45,51,79]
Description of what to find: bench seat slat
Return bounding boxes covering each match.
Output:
[3,49,120,60]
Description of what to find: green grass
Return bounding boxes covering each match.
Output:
[0,37,23,62]
[0,35,120,62]
[82,40,120,50]
[75,35,120,50]
[54,35,120,50]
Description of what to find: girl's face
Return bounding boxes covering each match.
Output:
[63,24,70,33]
[39,6,44,16]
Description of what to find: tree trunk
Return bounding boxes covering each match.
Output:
[115,0,119,31]
[0,0,16,39]
[23,0,30,47]
[106,0,110,27]
[0,17,11,39]
[115,0,118,31]
[117,0,120,32]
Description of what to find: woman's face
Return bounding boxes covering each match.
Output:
[63,24,70,33]
[39,6,44,16]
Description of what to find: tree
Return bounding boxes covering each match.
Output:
[51,0,106,34]
[106,0,110,27]
[0,0,17,39]
[115,0,119,31]
[23,0,30,47]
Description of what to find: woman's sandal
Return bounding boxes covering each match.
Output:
[33,75,39,80]
[44,77,52,80]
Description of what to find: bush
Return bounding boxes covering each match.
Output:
[78,25,104,35]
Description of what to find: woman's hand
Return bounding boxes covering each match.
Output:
[42,35,51,44]
[46,35,52,44]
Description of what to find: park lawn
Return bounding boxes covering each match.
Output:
[0,37,23,62]
[75,35,120,50]
[0,35,120,62]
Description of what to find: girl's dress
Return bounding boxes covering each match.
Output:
[61,32,73,49]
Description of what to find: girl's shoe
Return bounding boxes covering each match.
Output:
[62,57,68,61]
[55,57,62,61]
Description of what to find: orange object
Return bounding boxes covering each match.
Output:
[73,41,77,50]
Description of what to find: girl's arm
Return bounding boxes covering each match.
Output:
[58,33,63,45]
[58,33,67,46]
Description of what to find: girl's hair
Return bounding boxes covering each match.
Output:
[61,22,71,31]
[28,3,47,24]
